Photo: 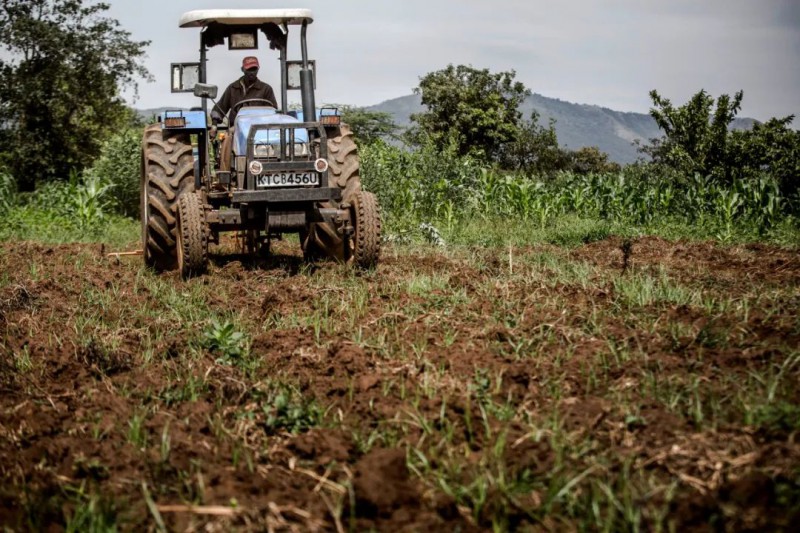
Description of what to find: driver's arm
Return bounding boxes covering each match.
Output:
[264,84,278,108]
[214,85,233,123]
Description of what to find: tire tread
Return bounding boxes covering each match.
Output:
[177,192,208,278]
[351,191,381,269]
[141,123,194,271]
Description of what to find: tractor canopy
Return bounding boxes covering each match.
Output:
[180,9,313,50]
[179,9,313,28]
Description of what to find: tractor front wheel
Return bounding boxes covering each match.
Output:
[345,191,381,270]
[176,192,208,279]
[140,124,195,271]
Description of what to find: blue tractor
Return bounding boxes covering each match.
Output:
[141,9,381,278]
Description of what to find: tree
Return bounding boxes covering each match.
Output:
[0,0,150,191]
[496,110,571,175]
[410,65,530,161]
[644,89,800,197]
[643,89,742,181]
[729,116,800,198]
[569,146,621,175]
[339,106,397,144]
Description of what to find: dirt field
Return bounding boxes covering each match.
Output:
[1,236,798,531]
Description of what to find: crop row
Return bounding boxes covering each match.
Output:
[361,140,796,243]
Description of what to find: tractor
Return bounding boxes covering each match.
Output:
[141,9,381,278]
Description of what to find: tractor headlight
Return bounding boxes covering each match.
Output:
[248,160,263,175]
[314,158,329,173]
[254,144,273,158]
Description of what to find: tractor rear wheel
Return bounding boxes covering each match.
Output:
[140,124,195,271]
[327,124,362,201]
[346,191,381,270]
[303,125,362,261]
[176,192,208,279]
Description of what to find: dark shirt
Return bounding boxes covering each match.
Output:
[216,77,278,126]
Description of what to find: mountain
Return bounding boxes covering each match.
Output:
[367,93,756,164]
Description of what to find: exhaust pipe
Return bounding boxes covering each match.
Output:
[300,69,316,122]
[300,21,316,122]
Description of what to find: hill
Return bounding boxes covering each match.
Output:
[368,93,756,164]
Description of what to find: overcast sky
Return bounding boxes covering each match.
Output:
[106,0,800,121]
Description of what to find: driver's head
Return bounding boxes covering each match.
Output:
[241,56,259,83]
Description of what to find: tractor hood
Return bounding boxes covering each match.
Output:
[232,108,309,156]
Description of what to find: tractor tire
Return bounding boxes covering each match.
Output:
[176,192,208,279]
[327,124,362,201]
[346,191,381,270]
[140,124,195,271]
[303,125,362,261]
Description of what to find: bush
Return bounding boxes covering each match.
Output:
[84,127,141,218]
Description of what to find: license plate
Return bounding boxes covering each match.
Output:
[257,172,319,188]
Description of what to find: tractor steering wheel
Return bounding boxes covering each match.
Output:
[232,98,276,114]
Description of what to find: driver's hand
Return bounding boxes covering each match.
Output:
[211,110,223,125]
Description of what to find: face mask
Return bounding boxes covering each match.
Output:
[243,69,258,83]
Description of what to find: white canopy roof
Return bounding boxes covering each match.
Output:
[179,9,313,28]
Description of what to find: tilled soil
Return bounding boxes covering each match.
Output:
[1,237,798,531]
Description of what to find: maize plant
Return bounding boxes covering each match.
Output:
[71,174,115,229]
[715,187,743,241]
[360,138,793,239]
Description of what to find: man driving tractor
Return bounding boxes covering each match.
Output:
[212,56,278,170]
[143,8,382,277]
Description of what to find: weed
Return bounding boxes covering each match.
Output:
[127,411,148,451]
[159,374,209,406]
[252,383,323,435]
[64,483,119,533]
[13,346,33,373]
[202,319,250,366]
[613,269,699,308]
[747,402,800,434]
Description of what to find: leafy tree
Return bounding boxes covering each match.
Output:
[570,146,621,175]
[0,0,150,191]
[496,111,570,175]
[643,89,742,181]
[339,106,397,144]
[729,116,800,198]
[644,89,799,199]
[410,65,530,161]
